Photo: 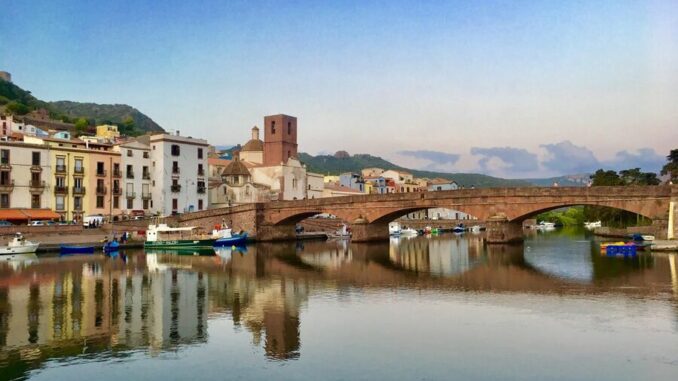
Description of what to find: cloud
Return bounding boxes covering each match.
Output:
[605,148,665,173]
[540,141,600,174]
[398,150,460,165]
[470,146,539,174]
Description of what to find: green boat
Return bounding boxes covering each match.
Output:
[144,223,215,249]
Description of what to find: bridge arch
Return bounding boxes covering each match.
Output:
[507,201,661,222]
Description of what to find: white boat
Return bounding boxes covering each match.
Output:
[584,221,602,229]
[328,224,351,239]
[536,221,556,230]
[468,225,481,233]
[400,227,419,236]
[389,222,402,236]
[1,233,40,255]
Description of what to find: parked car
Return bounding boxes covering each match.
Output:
[0,220,13,226]
[28,220,46,226]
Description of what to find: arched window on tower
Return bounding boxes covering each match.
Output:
[271,121,276,134]
[287,121,291,135]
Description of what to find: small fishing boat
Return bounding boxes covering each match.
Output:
[389,222,402,236]
[145,223,215,249]
[536,221,556,230]
[328,224,351,239]
[584,221,602,229]
[468,225,481,233]
[104,240,120,253]
[212,225,248,247]
[60,245,95,255]
[1,233,39,255]
[600,241,637,257]
[452,224,465,233]
[400,227,418,236]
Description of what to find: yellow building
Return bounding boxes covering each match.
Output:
[96,124,120,140]
[24,135,122,222]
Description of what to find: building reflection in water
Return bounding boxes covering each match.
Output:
[389,235,484,276]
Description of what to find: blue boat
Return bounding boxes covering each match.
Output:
[103,240,120,253]
[60,245,95,255]
[214,233,248,247]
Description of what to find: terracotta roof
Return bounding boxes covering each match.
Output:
[323,183,363,193]
[222,159,251,176]
[208,157,232,167]
[429,178,455,185]
[241,138,264,152]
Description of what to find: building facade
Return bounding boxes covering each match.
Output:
[148,133,209,215]
[118,140,152,216]
[0,141,52,212]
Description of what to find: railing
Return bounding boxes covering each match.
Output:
[197,186,206,194]
[142,172,151,180]
[198,168,205,176]
[96,186,107,195]
[112,187,122,195]
[126,171,134,179]
[54,185,68,195]
[171,184,181,192]
[29,180,46,189]
[30,165,42,172]
[142,192,152,200]
[74,204,83,211]
[172,167,180,174]
[126,191,136,198]
[0,162,10,170]
[0,180,14,192]
[72,186,86,195]
[55,165,67,173]
[96,170,107,177]
[73,167,85,175]
[113,169,122,178]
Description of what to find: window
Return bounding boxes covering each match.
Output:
[0,193,9,208]
[55,195,65,210]
[198,199,203,210]
[171,144,180,156]
[143,199,149,209]
[143,166,149,179]
[292,178,297,189]
[113,197,119,209]
[74,158,83,172]
[32,152,40,166]
[55,176,65,187]
[31,172,40,185]
[0,171,9,186]
[0,149,9,164]
[287,121,291,135]
[127,149,133,157]
[126,164,134,178]
[31,194,40,209]
[172,161,179,173]
[172,198,178,210]
[113,163,120,175]
[271,121,276,134]
[198,164,204,175]
[198,148,203,159]
[152,145,156,150]
[73,197,81,210]
[96,162,104,175]
[127,198,133,209]
[74,178,83,189]
[287,150,291,159]
[143,151,149,158]
[96,196,104,208]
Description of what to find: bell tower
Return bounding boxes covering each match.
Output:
[263,114,298,165]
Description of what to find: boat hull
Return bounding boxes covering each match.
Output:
[60,245,95,255]
[0,243,39,255]
[214,234,248,247]
[144,239,215,250]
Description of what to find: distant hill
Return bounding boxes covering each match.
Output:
[0,78,164,135]
[50,100,164,134]
[522,174,591,187]
[298,152,532,188]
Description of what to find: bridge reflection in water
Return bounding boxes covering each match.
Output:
[1,231,677,379]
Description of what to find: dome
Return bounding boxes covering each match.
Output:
[241,138,263,152]
[222,159,251,176]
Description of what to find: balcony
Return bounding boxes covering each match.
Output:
[96,186,107,195]
[112,187,122,196]
[126,191,136,199]
[96,170,107,177]
[142,172,151,180]
[29,180,46,192]
[0,180,14,192]
[113,169,122,178]
[142,192,152,200]
[172,167,180,175]
[30,165,42,173]
[197,186,206,194]
[54,185,68,195]
[126,171,134,179]
[72,186,86,195]
[171,184,181,193]
[198,168,205,176]
[0,161,10,171]
[55,165,67,174]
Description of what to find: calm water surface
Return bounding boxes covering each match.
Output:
[1,228,677,380]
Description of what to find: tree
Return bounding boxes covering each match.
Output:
[589,169,622,186]
[5,101,30,115]
[74,117,89,135]
[661,149,678,183]
[619,168,660,185]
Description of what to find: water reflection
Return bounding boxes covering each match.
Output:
[1,231,677,379]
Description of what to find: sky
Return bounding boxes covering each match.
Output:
[1,0,676,178]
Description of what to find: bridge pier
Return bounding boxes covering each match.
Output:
[256,224,296,241]
[485,216,524,244]
[350,221,389,243]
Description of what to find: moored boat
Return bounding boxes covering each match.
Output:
[60,245,95,255]
[389,222,402,236]
[145,223,215,249]
[584,221,602,229]
[400,227,418,236]
[1,233,39,255]
[328,224,351,239]
[452,223,465,233]
[104,240,120,253]
[212,225,248,247]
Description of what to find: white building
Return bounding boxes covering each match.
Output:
[147,132,209,215]
[0,141,52,211]
[249,158,308,200]
[307,172,324,199]
[117,139,152,216]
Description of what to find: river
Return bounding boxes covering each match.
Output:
[1,228,677,380]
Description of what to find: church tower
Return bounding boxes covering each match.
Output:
[263,114,298,166]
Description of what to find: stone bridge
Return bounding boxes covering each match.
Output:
[176,185,676,243]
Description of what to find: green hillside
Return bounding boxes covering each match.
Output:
[298,152,532,188]
[0,78,163,136]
